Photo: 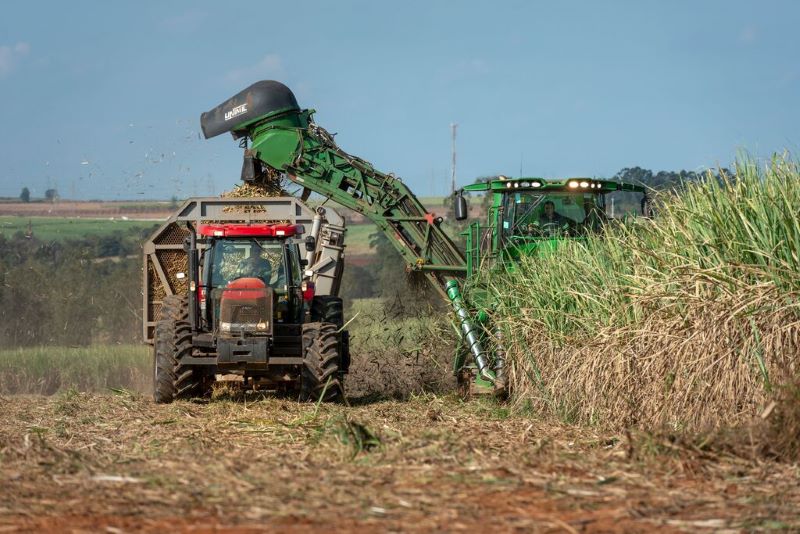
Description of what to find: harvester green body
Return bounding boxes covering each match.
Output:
[201,80,648,395]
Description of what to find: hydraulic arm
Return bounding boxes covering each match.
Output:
[202,80,496,387]
[201,81,466,299]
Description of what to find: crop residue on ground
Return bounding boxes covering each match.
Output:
[1,391,798,532]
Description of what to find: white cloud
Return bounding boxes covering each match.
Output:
[225,54,285,84]
[739,26,757,45]
[0,41,30,77]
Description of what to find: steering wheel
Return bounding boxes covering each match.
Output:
[520,223,543,237]
[541,221,576,237]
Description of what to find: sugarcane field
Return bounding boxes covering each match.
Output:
[1,2,799,532]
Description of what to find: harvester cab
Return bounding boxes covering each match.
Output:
[456,177,649,275]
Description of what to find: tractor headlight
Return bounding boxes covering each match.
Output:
[568,181,579,189]
[580,181,590,188]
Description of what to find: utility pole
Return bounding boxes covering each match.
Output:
[450,123,458,196]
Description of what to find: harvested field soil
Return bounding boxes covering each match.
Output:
[0,201,172,219]
[1,392,798,532]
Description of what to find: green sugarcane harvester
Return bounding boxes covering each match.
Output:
[201,81,650,396]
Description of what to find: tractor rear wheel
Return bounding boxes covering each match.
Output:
[299,322,344,402]
[310,295,350,374]
[153,295,209,403]
[310,296,343,327]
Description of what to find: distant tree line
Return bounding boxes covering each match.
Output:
[611,166,732,191]
[16,187,58,203]
[0,226,155,347]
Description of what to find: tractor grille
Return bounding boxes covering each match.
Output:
[217,286,273,337]
[234,305,262,324]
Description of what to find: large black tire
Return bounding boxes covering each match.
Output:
[299,322,344,402]
[310,295,349,374]
[310,296,343,327]
[152,295,209,403]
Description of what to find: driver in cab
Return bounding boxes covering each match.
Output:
[530,200,575,236]
[234,247,273,285]
[539,200,570,227]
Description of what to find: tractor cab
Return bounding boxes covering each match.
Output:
[456,177,648,275]
[197,223,309,338]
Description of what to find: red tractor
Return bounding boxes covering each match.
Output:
[144,198,349,403]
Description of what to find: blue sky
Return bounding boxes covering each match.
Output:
[0,1,798,200]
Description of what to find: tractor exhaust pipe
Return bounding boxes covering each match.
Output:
[305,208,324,266]
[445,280,495,385]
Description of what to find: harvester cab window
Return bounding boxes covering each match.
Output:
[503,192,608,238]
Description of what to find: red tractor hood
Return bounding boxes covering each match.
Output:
[223,277,269,300]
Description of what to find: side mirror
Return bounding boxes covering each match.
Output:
[304,236,316,252]
[454,192,468,221]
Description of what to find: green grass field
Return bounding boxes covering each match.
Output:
[345,219,464,258]
[0,216,159,242]
[0,298,452,398]
[346,223,379,255]
[0,345,151,395]
[417,196,447,206]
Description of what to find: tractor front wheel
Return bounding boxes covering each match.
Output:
[153,295,210,403]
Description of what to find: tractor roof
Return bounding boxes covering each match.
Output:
[463,177,645,194]
[199,223,304,238]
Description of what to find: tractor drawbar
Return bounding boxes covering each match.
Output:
[445,280,496,385]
